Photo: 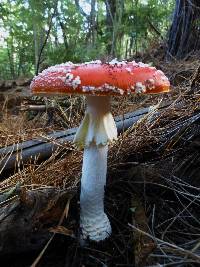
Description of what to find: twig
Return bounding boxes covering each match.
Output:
[31,197,71,267]
[128,223,200,263]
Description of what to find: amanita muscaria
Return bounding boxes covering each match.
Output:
[31,59,170,242]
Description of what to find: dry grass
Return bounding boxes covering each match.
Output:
[0,96,85,147]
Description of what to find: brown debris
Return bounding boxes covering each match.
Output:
[132,195,156,267]
[0,186,75,256]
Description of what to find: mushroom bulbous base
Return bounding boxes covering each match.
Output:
[80,213,111,242]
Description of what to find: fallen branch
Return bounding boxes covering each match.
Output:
[0,105,163,174]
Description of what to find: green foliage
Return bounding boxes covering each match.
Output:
[0,0,175,80]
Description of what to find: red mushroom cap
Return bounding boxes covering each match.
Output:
[31,60,170,96]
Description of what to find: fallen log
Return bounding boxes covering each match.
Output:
[0,106,159,175]
[0,186,76,256]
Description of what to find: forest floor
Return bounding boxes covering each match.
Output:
[0,51,200,267]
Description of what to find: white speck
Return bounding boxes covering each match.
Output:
[149,66,156,70]
[145,79,155,90]
[83,60,102,65]
[63,68,72,73]
[66,73,73,80]
[135,82,146,93]
[82,86,95,92]
[72,76,81,89]
[138,62,149,67]
[41,62,73,74]
[58,76,67,83]
[108,58,126,66]
[156,70,165,75]
[162,77,169,82]
[109,58,119,65]
[118,89,124,95]
[81,83,126,95]
[125,67,131,72]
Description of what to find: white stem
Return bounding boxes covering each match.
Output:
[80,144,111,241]
[74,96,117,241]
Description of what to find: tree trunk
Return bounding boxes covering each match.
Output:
[59,20,69,51]
[166,0,200,59]
[105,0,124,57]
[33,18,39,72]
[90,0,97,46]
[7,44,15,79]
[105,0,116,56]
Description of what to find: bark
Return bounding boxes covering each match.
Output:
[105,0,124,57]
[0,187,75,256]
[105,0,116,56]
[6,0,16,79]
[89,0,97,46]
[79,0,97,47]
[167,0,200,59]
[55,1,69,51]
[33,24,39,73]
[7,44,15,79]
[59,20,69,51]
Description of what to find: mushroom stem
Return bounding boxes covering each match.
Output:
[74,95,117,241]
[80,144,111,241]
